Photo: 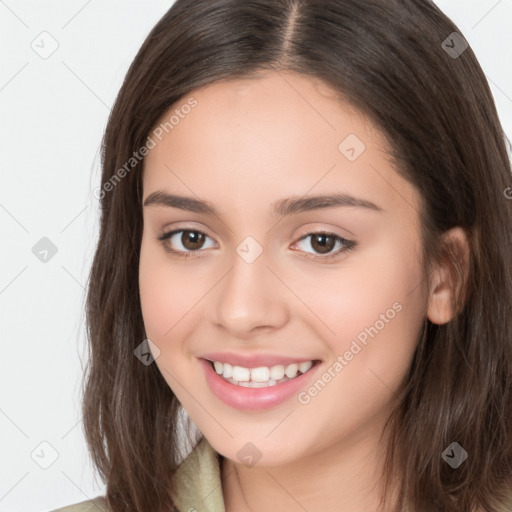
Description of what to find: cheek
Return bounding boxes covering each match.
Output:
[290,239,427,366]
[291,246,427,441]
[138,240,200,391]
[139,239,170,339]
[138,235,213,354]
[139,235,185,341]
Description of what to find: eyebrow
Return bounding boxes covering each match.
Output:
[142,190,383,216]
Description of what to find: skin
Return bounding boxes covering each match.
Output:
[139,70,469,512]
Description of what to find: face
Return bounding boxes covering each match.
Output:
[139,70,429,467]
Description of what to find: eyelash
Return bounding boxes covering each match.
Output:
[157,228,357,262]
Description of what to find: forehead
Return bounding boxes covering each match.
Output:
[142,70,420,218]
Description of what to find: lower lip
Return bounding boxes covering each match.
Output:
[199,358,321,411]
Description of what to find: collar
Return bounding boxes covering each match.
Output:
[170,436,226,512]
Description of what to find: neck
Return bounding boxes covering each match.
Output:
[220,420,399,512]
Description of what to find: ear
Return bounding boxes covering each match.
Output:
[426,227,470,325]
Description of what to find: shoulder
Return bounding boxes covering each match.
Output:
[49,496,108,512]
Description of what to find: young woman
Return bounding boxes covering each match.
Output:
[53,0,512,511]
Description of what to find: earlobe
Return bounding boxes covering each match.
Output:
[426,227,470,325]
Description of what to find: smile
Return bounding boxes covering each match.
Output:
[200,358,322,411]
[209,359,315,387]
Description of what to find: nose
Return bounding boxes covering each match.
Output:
[211,247,289,339]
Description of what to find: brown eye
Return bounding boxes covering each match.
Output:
[181,230,206,250]
[157,229,216,256]
[293,231,356,260]
[309,233,336,254]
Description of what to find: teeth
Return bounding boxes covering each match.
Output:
[270,365,285,381]
[223,363,233,379]
[232,366,250,382]
[285,363,299,378]
[211,359,315,386]
[238,380,276,388]
[250,366,270,382]
[299,361,313,373]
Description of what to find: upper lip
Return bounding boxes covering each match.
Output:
[200,352,319,368]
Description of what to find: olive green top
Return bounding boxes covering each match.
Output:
[50,436,226,512]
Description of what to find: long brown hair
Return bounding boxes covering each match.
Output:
[83,1,512,510]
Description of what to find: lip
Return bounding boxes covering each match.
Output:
[199,357,322,411]
[200,351,317,368]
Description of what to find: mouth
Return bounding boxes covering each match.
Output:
[199,357,323,411]
[203,358,322,388]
